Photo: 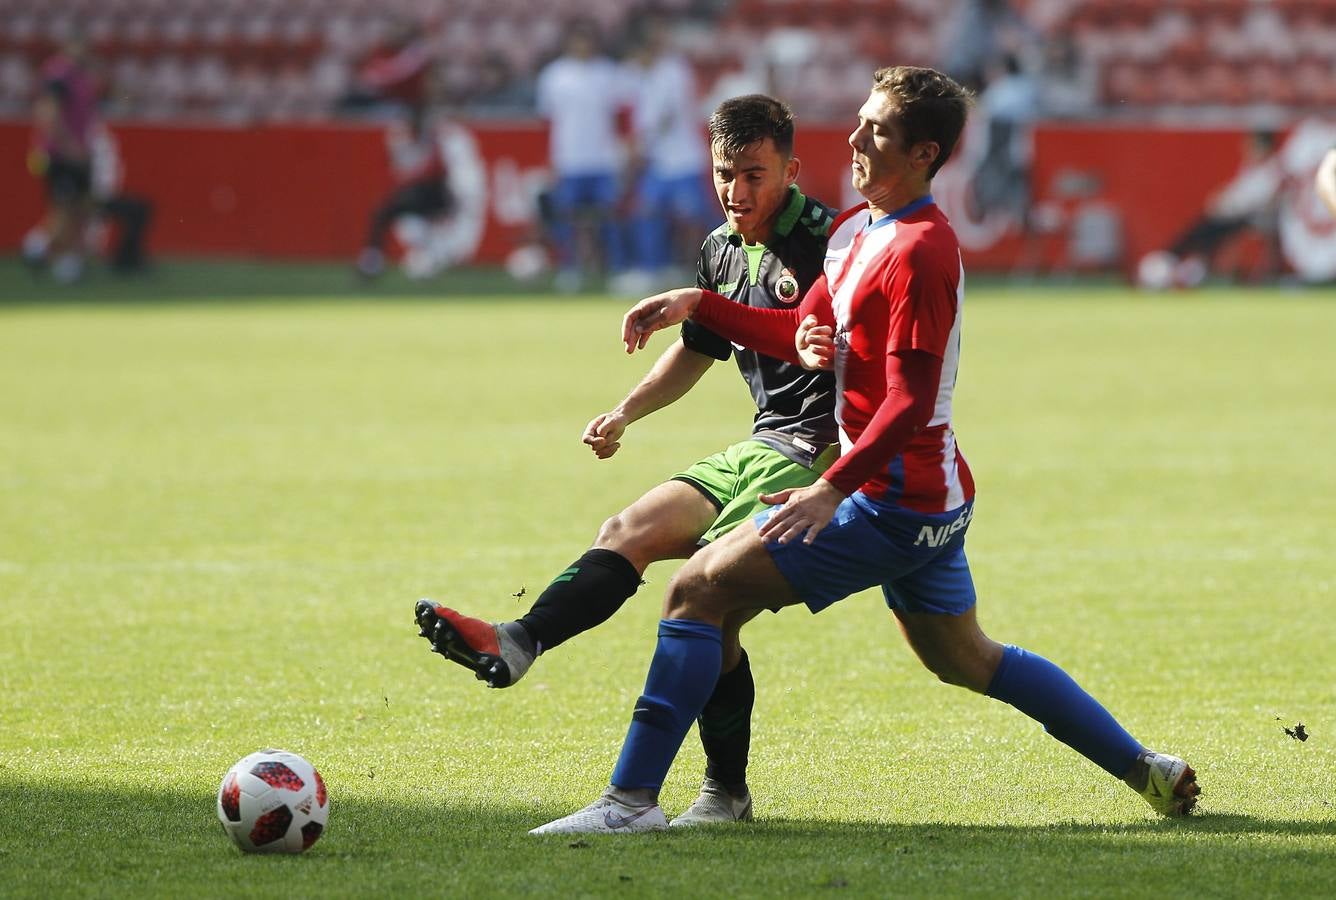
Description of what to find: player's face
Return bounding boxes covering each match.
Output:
[848,91,937,210]
[712,138,800,244]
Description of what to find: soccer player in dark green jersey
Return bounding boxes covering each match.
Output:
[416,95,838,825]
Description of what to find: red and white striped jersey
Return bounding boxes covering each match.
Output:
[819,198,974,513]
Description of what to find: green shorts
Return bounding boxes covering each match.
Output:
[673,440,838,544]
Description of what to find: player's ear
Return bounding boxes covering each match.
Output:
[785,154,801,185]
[912,141,940,171]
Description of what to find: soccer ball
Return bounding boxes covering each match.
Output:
[217,749,329,854]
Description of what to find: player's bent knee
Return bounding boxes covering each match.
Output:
[594,512,629,548]
[662,567,717,621]
[926,662,971,688]
[663,557,746,623]
[596,511,693,567]
[922,653,994,693]
[594,512,654,562]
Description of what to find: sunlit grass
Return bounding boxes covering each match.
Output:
[2,286,1333,897]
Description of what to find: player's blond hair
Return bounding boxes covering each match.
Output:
[871,66,973,178]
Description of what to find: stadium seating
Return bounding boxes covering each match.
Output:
[1,0,1333,121]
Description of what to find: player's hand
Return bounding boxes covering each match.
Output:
[582,411,628,459]
[621,288,702,353]
[756,479,847,546]
[796,314,835,370]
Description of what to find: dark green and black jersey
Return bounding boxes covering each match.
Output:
[683,185,838,468]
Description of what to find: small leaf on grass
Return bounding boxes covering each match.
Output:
[568,839,589,849]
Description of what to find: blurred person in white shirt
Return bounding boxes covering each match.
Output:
[619,15,711,292]
[535,19,636,292]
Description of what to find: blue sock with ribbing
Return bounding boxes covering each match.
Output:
[985,644,1144,777]
[610,619,722,791]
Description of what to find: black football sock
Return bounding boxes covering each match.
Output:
[698,648,754,795]
[515,548,642,653]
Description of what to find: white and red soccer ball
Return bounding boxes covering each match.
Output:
[217,750,328,854]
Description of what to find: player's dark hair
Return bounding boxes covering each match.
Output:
[708,94,795,160]
[872,66,973,178]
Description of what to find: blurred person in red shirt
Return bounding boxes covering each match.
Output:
[26,36,100,283]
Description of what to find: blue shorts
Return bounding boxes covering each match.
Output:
[759,495,977,616]
[551,173,621,214]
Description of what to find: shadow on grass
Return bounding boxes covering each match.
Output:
[1,780,1332,898]
[0,257,547,305]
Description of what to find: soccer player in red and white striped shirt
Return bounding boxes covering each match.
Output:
[532,67,1198,835]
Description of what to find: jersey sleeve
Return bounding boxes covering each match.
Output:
[682,240,733,361]
[691,276,832,365]
[881,239,959,359]
[681,320,732,361]
[821,349,943,496]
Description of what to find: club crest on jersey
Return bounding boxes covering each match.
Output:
[775,270,800,304]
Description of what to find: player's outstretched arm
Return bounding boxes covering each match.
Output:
[623,277,834,361]
[622,289,704,353]
[582,339,714,459]
[690,274,834,365]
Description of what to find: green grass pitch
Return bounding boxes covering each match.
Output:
[2,269,1334,897]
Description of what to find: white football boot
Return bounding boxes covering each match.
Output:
[669,778,753,827]
[1136,751,1201,816]
[529,794,668,835]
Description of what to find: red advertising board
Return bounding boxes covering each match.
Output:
[3,117,1332,279]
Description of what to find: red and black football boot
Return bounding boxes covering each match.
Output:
[414,600,534,688]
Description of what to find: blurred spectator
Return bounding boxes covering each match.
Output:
[535,18,636,292]
[939,0,1037,93]
[972,54,1039,228]
[1036,30,1098,119]
[470,53,535,115]
[355,105,457,279]
[89,125,154,273]
[1136,131,1282,290]
[25,37,100,283]
[338,18,433,116]
[24,123,155,277]
[621,15,711,292]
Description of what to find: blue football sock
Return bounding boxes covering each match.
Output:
[985,644,1144,777]
[611,619,722,791]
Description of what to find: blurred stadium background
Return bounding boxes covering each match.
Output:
[2,0,1336,289]
[4,8,1336,891]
